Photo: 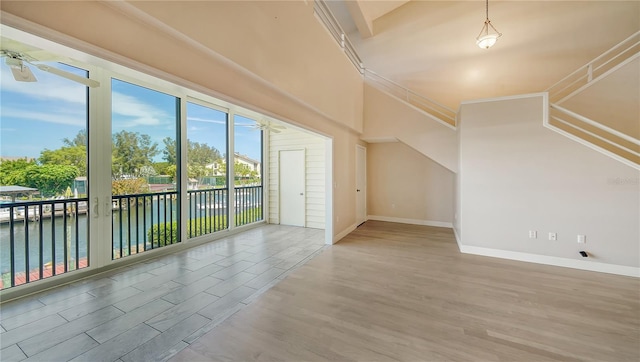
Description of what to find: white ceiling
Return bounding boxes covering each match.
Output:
[330,1,639,112]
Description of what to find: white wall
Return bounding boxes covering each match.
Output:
[457,94,639,272]
[269,127,326,229]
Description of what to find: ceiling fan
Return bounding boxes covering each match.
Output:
[1,46,100,88]
[238,119,286,133]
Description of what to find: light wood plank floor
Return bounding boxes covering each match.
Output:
[0,225,326,362]
[172,221,640,362]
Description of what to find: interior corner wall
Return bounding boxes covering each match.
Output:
[458,95,639,269]
[0,0,363,240]
[367,142,454,226]
[269,128,326,229]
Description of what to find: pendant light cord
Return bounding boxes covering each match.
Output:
[486,0,489,21]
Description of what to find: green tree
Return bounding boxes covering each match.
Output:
[152,162,172,176]
[218,161,260,186]
[112,178,149,195]
[235,162,252,181]
[0,158,35,186]
[39,145,87,176]
[139,165,157,178]
[162,137,177,165]
[24,164,79,197]
[63,129,87,147]
[165,164,177,180]
[188,141,221,168]
[112,131,159,179]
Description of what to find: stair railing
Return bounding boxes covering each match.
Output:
[546,104,640,169]
[313,0,457,128]
[547,31,640,104]
[313,0,364,74]
[364,69,457,128]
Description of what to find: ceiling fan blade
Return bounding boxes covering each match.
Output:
[34,63,100,88]
[5,57,37,82]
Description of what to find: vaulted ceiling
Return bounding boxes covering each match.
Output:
[328,0,639,118]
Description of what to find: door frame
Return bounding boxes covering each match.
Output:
[356,144,367,225]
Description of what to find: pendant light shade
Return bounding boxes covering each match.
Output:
[476,0,501,49]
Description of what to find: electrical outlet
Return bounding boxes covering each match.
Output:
[577,235,586,244]
[548,232,557,241]
[528,230,537,239]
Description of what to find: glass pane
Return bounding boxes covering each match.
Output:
[186,102,228,238]
[0,60,89,289]
[111,79,179,259]
[234,116,263,226]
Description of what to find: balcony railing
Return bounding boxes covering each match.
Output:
[112,191,179,260]
[188,188,228,238]
[234,185,263,227]
[0,198,89,290]
[1,185,264,290]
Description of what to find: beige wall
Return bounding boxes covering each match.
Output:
[268,127,326,229]
[1,0,364,240]
[367,142,454,225]
[362,83,458,172]
[457,94,639,268]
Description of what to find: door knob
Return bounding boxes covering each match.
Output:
[300,193,304,195]
[357,189,361,192]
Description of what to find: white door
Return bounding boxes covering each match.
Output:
[356,145,367,225]
[280,149,305,226]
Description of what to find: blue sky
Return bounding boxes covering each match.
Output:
[0,63,262,163]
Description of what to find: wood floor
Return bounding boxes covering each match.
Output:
[171,221,640,362]
[0,225,326,362]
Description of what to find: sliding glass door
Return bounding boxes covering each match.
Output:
[110,79,180,259]
[186,101,229,238]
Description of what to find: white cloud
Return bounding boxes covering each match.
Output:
[1,107,86,126]
[112,91,171,128]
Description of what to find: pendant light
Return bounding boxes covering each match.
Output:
[476,0,502,49]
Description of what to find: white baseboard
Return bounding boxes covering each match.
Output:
[459,244,640,278]
[453,227,462,249]
[367,215,453,228]
[333,222,358,244]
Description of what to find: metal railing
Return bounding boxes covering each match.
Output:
[547,31,640,104]
[543,31,640,169]
[547,105,640,169]
[364,69,458,128]
[234,185,263,227]
[112,186,263,258]
[313,0,457,127]
[188,188,228,238]
[112,191,178,260]
[0,185,264,289]
[314,0,364,73]
[0,198,89,290]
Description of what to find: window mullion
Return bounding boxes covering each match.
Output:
[88,67,113,269]
[228,111,236,230]
[179,96,188,243]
